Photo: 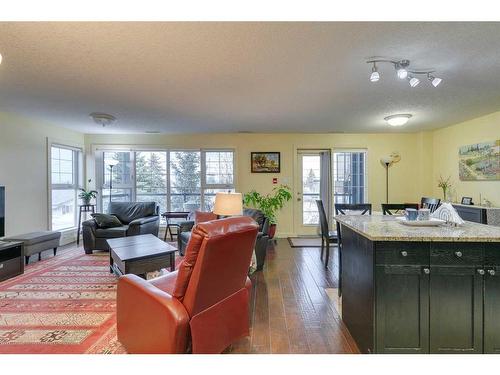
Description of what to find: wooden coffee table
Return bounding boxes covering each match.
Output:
[107,234,177,278]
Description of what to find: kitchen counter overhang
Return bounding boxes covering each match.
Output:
[335,214,500,242]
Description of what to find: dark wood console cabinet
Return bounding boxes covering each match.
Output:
[452,204,488,224]
[0,241,24,282]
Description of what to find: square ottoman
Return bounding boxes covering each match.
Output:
[4,231,61,264]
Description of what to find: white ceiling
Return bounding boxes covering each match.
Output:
[0,22,500,134]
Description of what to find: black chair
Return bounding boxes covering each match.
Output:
[316,200,337,269]
[381,203,419,215]
[335,203,372,215]
[334,203,372,297]
[421,197,441,213]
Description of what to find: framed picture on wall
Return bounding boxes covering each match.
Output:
[251,152,280,173]
[461,196,474,205]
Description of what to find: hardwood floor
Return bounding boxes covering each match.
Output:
[228,239,360,354]
[30,238,359,354]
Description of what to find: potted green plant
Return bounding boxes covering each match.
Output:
[78,179,98,205]
[243,185,292,239]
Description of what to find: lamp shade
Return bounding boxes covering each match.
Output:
[108,159,119,167]
[213,192,243,216]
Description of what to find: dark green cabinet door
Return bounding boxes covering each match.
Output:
[375,265,429,353]
[484,266,500,353]
[429,266,483,354]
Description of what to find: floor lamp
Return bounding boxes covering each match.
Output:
[108,159,119,205]
[380,156,393,204]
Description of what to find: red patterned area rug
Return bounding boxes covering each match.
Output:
[0,246,181,354]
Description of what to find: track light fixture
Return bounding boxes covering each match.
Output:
[395,59,409,79]
[428,73,442,87]
[408,75,420,88]
[370,63,380,82]
[366,57,443,88]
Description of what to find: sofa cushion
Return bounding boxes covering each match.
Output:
[95,226,129,238]
[108,202,156,224]
[91,213,123,228]
[194,211,217,224]
[4,231,61,246]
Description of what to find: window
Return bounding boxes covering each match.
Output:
[203,151,234,211]
[50,145,82,230]
[136,151,168,214]
[96,149,234,215]
[333,150,367,205]
[101,151,134,213]
[169,151,201,212]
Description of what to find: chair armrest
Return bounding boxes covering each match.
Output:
[117,274,190,354]
[178,220,195,233]
[261,217,270,235]
[82,218,97,229]
[129,216,159,226]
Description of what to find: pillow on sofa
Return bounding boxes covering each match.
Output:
[91,213,123,228]
[194,211,218,224]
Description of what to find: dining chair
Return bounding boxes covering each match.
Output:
[315,200,337,269]
[381,203,419,215]
[420,197,441,213]
[334,203,372,297]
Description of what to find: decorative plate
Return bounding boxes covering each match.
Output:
[395,217,446,227]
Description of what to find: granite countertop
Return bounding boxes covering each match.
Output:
[335,215,500,242]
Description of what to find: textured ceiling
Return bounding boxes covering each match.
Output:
[0,22,500,134]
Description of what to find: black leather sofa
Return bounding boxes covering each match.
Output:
[82,202,160,254]
[177,208,270,270]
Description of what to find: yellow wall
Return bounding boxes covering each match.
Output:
[0,112,85,236]
[1,109,498,238]
[432,111,500,206]
[85,132,432,236]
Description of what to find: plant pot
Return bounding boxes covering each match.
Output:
[81,198,91,206]
[268,224,277,239]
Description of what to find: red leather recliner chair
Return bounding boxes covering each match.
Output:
[116,216,258,353]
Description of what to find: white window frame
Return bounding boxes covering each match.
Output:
[332,148,368,207]
[47,141,84,231]
[93,146,235,215]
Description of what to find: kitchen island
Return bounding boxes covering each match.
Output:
[335,215,500,354]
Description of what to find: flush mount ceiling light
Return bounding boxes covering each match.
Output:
[366,57,443,88]
[89,112,116,127]
[384,114,412,127]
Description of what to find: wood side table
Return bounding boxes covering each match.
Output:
[77,204,96,245]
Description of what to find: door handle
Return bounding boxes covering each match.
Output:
[423,268,430,274]
[477,269,485,275]
[488,269,496,276]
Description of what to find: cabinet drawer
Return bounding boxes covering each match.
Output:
[0,256,22,282]
[376,242,430,265]
[430,243,484,266]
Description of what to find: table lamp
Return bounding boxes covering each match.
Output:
[213,192,243,216]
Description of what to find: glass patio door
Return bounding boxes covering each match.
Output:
[294,151,325,235]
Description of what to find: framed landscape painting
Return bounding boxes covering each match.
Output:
[459,140,500,181]
[251,152,280,173]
